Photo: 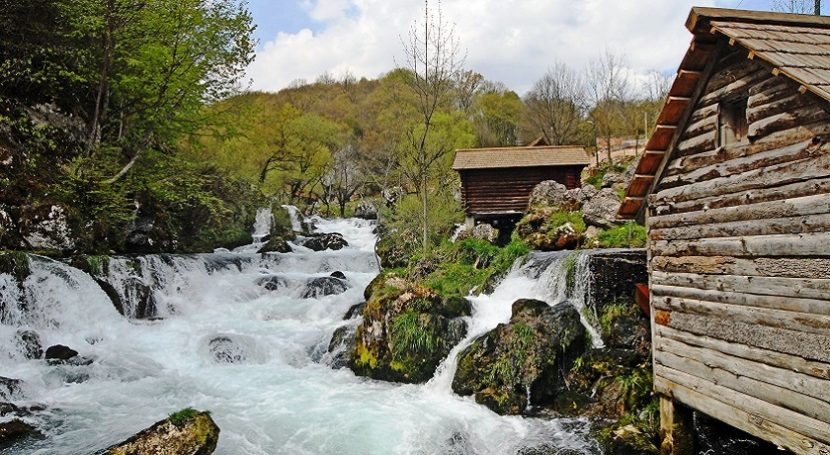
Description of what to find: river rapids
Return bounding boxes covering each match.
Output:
[1,214,606,454]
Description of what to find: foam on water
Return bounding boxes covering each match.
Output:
[0,213,602,455]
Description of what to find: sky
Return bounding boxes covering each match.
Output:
[244,0,820,95]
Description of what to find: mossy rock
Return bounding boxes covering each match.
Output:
[270,206,296,241]
[452,299,587,415]
[106,409,219,455]
[350,283,469,384]
[257,236,292,254]
[0,251,30,284]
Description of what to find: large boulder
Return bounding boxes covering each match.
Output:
[256,236,292,254]
[354,200,378,220]
[456,223,499,244]
[452,299,586,415]
[516,208,584,251]
[299,233,348,251]
[19,204,76,252]
[326,324,357,369]
[301,276,349,299]
[528,181,582,212]
[105,409,219,455]
[0,419,37,449]
[582,188,622,229]
[350,279,471,384]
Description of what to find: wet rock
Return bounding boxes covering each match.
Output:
[0,419,37,449]
[105,409,219,455]
[326,324,357,369]
[599,424,657,455]
[14,330,42,359]
[329,271,347,280]
[301,276,349,299]
[350,281,471,384]
[344,302,365,320]
[0,378,23,401]
[256,236,292,254]
[255,275,287,291]
[208,337,246,364]
[300,232,348,251]
[44,344,78,361]
[582,188,622,229]
[124,217,165,254]
[354,200,378,220]
[584,250,647,316]
[693,411,781,455]
[0,251,30,292]
[20,204,75,252]
[452,300,586,415]
[528,181,582,212]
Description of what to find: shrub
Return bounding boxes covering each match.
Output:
[597,223,646,248]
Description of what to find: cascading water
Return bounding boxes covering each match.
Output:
[231,208,274,254]
[1,214,609,455]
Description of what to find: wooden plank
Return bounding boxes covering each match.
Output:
[655,311,830,363]
[653,295,830,336]
[659,138,823,189]
[647,125,678,151]
[651,232,830,258]
[656,325,830,380]
[655,365,830,444]
[659,397,694,455]
[651,256,830,281]
[653,375,830,454]
[655,336,830,403]
[658,97,692,125]
[656,351,830,423]
[635,151,665,175]
[650,213,830,241]
[699,68,771,106]
[651,144,830,205]
[671,70,702,98]
[651,270,830,300]
[749,104,830,139]
[651,175,830,217]
[650,191,830,228]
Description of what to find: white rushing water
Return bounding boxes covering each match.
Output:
[1,214,603,455]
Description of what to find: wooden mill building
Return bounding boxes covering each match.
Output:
[618,7,830,454]
[453,143,590,226]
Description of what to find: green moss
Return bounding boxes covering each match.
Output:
[354,343,378,369]
[168,408,201,428]
[563,252,578,291]
[544,211,586,235]
[597,222,646,248]
[600,302,638,338]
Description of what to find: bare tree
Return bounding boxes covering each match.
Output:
[585,51,631,164]
[771,0,817,14]
[398,0,465,250]
[523,62,586,145]
[322,145,365,217]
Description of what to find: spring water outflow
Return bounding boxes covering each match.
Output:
[0,212,603,455]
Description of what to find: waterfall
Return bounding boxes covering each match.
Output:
[282,204,303,232]
[429,249,610,392]
[0,217,604,454]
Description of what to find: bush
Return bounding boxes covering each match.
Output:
[597,223,646,248]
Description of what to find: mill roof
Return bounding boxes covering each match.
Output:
[452,145,590,170]
[617,7,830,220]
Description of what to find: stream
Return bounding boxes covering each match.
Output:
[1,214,606,454]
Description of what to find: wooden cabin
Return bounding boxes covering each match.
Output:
[453,144,590,226]
[618,7,830,454]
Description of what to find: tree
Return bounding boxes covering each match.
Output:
[322,144,365,217]
[474,87,523,146]
[585,51,631,164]
[771,0,819,14]
[522,63,585,145]
[398,0,465,250]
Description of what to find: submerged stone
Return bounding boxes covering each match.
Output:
[326,324,357,369]
[299,232,348,251]
[208,337,246,364]
[14,330,42,359]
[256,236,292,254]
[301,276,349,299]
[255,275,287,291]
[0,377,23,401]
[0,419,37,449]
[44,344,78,361]
[105,409,219,455]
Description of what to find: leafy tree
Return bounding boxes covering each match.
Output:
[473,87,523,147]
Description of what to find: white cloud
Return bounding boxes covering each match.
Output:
[247,0,724,94]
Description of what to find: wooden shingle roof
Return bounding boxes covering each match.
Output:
[617,7,830,220]
[452,145,590,170]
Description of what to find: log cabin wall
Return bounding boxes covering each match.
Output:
[647,43,830,453]
[460,165,584,216]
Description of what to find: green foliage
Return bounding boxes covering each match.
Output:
[597,223,647,248]
[600,302,638,338]
[584,161,627,189]
[168,408,202,428]
[545,211,587,235]
[390,310,442,359]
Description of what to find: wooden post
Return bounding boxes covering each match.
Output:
[660,396,695,455]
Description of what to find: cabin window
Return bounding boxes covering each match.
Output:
[718,97,749,146]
